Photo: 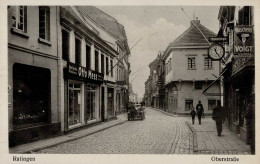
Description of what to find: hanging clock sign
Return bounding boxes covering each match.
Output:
[208,43,225,61]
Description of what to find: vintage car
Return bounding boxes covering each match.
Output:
[128,103,145,121]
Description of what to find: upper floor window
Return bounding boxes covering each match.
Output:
[110,59,113,77]
[204,57,212,69]
[195,81,203,90]
[101,54,104,74]
[39,6,50,41]
[106,57,109,75]
[86,45,91,70]
[95,50,99,72]
[188,57,195,69]
[75,38,81,65]
[12,6,27,32]
[62,29,69,61]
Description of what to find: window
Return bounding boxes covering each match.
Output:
[101,54,104,74]
[239,6,251,25]
[69,81,83,126]
[208,100,217,110]
[39,6,50,41]
[107,88,114,117]
[188,57,195,69]
[62,30,69,61]
[86,45,91,70]
[95,50,99,72]
[75,38,81,65]
[11,6,27,32]
[110,59,113,77]
[185,100,193,110]
[195,81,203,90]
[106,57,109,75]
[13,63,50,129]
[204,57,212,69]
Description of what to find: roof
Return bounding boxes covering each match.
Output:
[169,20,216,47]
[76,6,130,53]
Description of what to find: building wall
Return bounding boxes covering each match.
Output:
[175,81,220,113]
[8,6,60,146]
[165,48,220,84]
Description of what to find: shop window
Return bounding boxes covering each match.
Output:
[107,88,114,117]
[11,6,27,32]
[101,54,104,74]
[185,100,193,110]
[68,81,83,126]
[62,29,69,61]
[208,100,217,110]
[75,38,81,65]
[95,50,99,72]
[39,6,50,41]
[110,59,113,77]
[106,57,109,75]
[204,57,212,69]
[195,81,203,90]
[188,57,195,69]
[13,63,50,129]
[86,45,91,70]
[86,85,96,121]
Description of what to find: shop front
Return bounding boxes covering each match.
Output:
[64,62,104,131]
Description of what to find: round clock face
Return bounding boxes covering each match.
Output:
[208,44,224,60]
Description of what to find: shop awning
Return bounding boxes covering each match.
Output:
[202,68,227,96]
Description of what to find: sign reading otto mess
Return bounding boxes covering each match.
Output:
[234,25,254,54]
[65,62,104,82]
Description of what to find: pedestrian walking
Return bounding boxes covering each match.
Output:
[212,101,226,136]
[190,106,196,124]
[244,95,255,154]
[195,100,204,124]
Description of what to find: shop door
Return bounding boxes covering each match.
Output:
[101,87,105,122]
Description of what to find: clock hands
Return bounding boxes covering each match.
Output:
[214,48,220,57]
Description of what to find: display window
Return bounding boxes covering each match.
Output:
[86,85,97,121]
[68,81,84,127]
[13,63,50,129]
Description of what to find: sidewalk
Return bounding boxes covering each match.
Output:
[186,118,251,154]
[10,113,128,154]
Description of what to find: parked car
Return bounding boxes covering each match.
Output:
[128,103,145,121]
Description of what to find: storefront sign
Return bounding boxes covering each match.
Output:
[67,62,104,82]
[234,26,254,54]
[209,37,228,42]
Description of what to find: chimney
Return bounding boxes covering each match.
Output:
[191,18,200,26]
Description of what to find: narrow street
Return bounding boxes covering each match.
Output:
[34,108,192,154]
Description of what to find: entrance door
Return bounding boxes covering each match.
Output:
[101,87,105,122]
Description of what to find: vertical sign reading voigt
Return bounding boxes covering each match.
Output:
[234,25,254,55]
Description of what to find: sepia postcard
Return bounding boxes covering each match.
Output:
[0,0,259,164]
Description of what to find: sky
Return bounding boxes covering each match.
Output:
[98,6,220,99]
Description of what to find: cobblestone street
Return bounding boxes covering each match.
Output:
[34,108,193,154]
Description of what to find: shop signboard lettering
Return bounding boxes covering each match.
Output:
[232,25,254,75]
[67,62,104,82]
[234,26,254,54]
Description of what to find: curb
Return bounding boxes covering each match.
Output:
[11,119,128,154]
[185,121,198,153]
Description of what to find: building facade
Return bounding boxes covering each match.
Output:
[217,6,255,153]
[8,6,61,146]
[8,6,130,146]
[162,19,221,115]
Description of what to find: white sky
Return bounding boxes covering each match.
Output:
[98,6,220,99]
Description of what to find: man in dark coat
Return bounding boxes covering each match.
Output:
[196,100,204,124]
[212,101,226,136]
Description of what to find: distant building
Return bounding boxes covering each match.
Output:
[162,19,221,114]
